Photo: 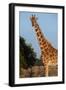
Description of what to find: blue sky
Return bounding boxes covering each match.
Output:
[19,11,58,58]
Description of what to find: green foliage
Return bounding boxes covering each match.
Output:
[20,51,28,69]
[20,36,39,68]
[35,58,43,66]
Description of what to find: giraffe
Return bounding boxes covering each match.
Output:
[30,15,58,76]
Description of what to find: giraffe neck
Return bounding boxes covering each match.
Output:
[33,20,53,53]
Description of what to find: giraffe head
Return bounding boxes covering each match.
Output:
[30,15,38,27]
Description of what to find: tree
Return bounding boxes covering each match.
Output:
[20,36,37,68]
[35,58,44,66]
